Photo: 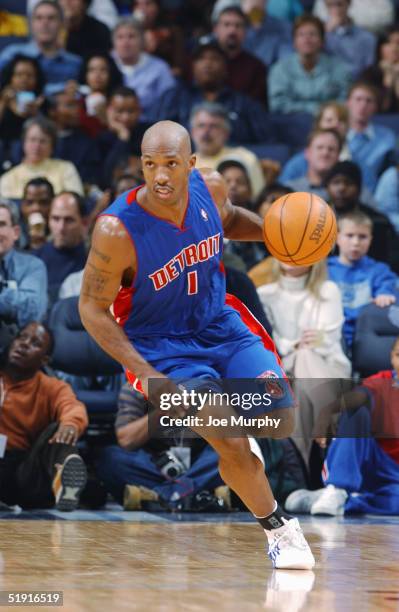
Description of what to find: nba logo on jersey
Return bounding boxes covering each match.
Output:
[201,208,208,221]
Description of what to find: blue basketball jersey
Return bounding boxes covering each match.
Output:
[101,169,226,340]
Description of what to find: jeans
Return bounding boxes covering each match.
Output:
[324,408,399,514]
[97,444,223,505]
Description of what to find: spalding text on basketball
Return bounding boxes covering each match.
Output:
[309,206,327,245]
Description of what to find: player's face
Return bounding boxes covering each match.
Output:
[336,220,372,262]
[221,166,251,206]
[391,341,399,374]
[142,151,195,205]
[347,88,377,124]
[327,175,360,209]
[294,23,323,56]
[306,134,340,175]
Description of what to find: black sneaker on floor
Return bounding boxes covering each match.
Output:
[52,454,87,512]
[175,490,231,513]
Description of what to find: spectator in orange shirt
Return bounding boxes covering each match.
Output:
[0,322,88,511]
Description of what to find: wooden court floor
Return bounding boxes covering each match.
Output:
[0,518,398,611]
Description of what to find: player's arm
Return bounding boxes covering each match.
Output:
[78,216,159,390]
[200,168,264,242]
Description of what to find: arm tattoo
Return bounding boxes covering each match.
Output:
[92,246,111,264]
[87,261,112,275]
[84,264,113,297]
[81,290,114,303]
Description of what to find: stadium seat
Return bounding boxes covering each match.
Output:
[373,114,399,135]
[0,1,29,51]
[48,297,123,423]
[268,112,313,150]
[246,143,291,165]
[352,297,399,377]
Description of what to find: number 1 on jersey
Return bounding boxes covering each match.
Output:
[187,270,198,295]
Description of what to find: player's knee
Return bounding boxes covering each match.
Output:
[213,437,251,464]
[257,407,295,439]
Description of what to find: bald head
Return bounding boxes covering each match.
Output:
[142,121,192,159]
[140,121,196,207]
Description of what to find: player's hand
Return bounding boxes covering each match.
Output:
[373,294,396,308]
[140,368,188,417]
[49,424,79,445]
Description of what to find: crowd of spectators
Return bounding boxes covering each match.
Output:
[1,0,399,516]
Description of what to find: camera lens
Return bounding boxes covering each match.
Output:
[167,465,180,479]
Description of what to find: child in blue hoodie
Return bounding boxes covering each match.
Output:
[328,211,397,348]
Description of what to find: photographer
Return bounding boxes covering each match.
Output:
[97,382,226,511]
[0,200,47,364]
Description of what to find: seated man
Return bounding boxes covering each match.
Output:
[97,383,225,511]
[218,159,267,270]
[34,192,88,306]
[96,86,150,189]
[49,90,101,187]
[286,128,341,198]
[190,102,265,197]
[0,200,47,332]
[325,160,399,271]
[0,322,88,511]
[59,0,112,58]
[346,81,396,193]
[0,1,82,95]
[322,0,376,79]
[240,0,292,67]
[157,40,272,144]
[212,4,268,104]
[285,336,399,516]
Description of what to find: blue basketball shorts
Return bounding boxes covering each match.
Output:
[128,298,294,415]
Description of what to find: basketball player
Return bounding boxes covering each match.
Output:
[79,121,315,570]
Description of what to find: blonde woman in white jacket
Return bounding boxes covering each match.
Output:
[257,258,351,466]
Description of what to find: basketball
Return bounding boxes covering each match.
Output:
[263,192,337,266]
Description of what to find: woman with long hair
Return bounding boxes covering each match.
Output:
[258,258,351,466]
[0,55,45,145]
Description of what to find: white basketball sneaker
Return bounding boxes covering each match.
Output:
[267,518,315,569]
[310,484,348,516]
